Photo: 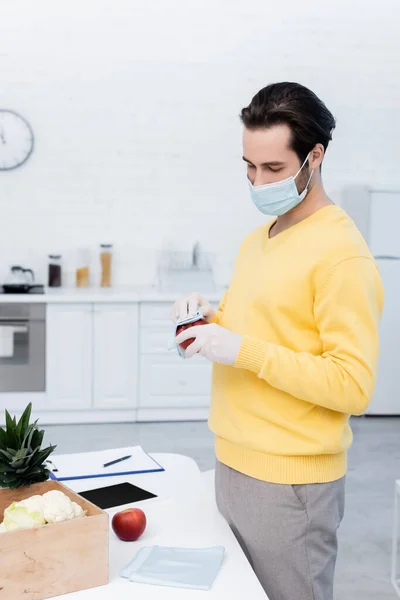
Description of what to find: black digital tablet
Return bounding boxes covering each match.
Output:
[78,481,157,510]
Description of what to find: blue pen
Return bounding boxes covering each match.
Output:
[103,455,132,468]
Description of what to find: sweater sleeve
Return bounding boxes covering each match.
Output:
[234,257,384,415]
[211,290,228,325]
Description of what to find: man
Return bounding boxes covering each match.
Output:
[171,82,383,600]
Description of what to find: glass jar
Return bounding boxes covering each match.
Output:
[100,244,113,287]
[48,255,62,288]
[76,248,90,288]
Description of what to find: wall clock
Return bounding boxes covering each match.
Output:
[0,109,34,171]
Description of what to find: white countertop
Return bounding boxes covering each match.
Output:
[61,451,267,599]
[0,287,226,304]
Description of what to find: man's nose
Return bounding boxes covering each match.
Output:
[253,170,268,187]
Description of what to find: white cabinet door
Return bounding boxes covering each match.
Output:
[138,301,218,411]
[93,304,138,409]
[139,353,212,409]
[46,304,93,409]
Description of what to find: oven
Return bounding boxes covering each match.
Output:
[0,303,45,392]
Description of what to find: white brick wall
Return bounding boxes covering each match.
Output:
[0,0,399,287]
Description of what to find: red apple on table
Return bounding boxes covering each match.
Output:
[176,318,208,351]
[112,508,146,542]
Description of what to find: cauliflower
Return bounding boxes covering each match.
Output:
[2,495,46,532]
[18,494,45,519]
[0,490,85,533]
[42,490,85,523]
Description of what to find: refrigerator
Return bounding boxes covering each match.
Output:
[368,256,400,415]
[342,187,400,415]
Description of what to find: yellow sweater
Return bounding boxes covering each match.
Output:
[209,205,384,485]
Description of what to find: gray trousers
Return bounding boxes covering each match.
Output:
[215,460,345,600]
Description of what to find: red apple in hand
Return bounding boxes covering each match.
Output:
[176,318,208,351]
[112,508,146,542]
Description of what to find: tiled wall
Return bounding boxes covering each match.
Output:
[0,0,399,287]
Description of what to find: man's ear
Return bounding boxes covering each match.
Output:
[309,144,325,170]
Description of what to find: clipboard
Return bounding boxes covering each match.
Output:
[48,446,164,482]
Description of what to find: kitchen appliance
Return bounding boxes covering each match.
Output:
[2,265,41,294]
[0,284,44,294]
[341,186,400,414]
[0,303,45,392]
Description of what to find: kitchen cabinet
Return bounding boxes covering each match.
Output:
[46,304,93,410]
[1,291,223,425]
[139,353,212,409]
[137,301,218,413]
[93,304,138,409]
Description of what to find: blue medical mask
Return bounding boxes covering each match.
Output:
[248,152,314,216]
[121,545,225,591]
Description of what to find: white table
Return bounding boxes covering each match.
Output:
[59,452,267,599]
[392,480,400,596]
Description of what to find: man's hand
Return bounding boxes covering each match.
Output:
[170,292,215,323]
[175,323,243,365]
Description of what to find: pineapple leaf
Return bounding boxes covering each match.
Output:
[28,471,49,485]
[29,424,41,450]
[21,446,40,465]
[10,448,28,468]
[16,402,32,442]
[1,472,19,484]
[29,427,44,451]
[11,460,26,469]
[0,465,51,488]
[0,405,56,488]
[28,445,56,468]
[21,425,32,449]
[24,465,44,476]
[0,426,7,449]
[15,465,32,474]
[13,448,28,460]
[0,464,15,473]
[5,410,18,448]
[0,448,15,461]
[22,423,36,450]
[4,410,11,427]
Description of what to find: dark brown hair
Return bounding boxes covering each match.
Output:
[240,82,336,163]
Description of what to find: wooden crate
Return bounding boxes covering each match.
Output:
[0,479,109,600]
